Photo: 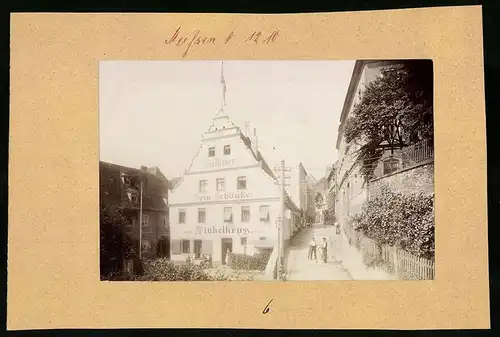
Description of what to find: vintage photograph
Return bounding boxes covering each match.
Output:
[99,60,434,282]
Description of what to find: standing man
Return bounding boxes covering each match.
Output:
[322,237,328,263]
[308,237,317,261]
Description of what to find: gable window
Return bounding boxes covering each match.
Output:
[216,178,225,192]
[182,240,190,254]
[223,207,233,223]
[259,205,270,222]
[237,176,247,190]
[178,209,186,224]
[199,180,207,193]
[241,206,250,222]
[224,145,231,155]
[208,147,215,157]
[141,214,149,228]
[198,208,206,224]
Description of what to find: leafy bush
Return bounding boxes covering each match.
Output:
[227,250,272,271]
[136,258,229,281]
[349,186,435,260]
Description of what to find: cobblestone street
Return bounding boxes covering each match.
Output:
[285,223,352,280]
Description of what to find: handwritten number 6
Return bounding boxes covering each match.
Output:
[263,299,273,314]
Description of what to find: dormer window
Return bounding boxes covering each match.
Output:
[208,147,215,157]
[127,191,138,204]
[224,145,231,155]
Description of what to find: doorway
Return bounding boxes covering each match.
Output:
[194,240,202,259]
[221,238,233,265]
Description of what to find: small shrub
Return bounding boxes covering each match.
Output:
[136,258,228,281]
[227,250,271,271]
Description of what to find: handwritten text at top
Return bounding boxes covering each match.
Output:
[165,27,280,57]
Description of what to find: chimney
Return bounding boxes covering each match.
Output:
[140,165,148,172]
[244,122,250,137]
[251,127,258,154]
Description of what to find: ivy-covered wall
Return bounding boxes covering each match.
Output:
[369,162,434,198]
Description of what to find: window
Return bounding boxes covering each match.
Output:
[259,205,270,222]
[208,147,215,157]
[223,207,233,223]
[163,216,168,227]
[259,237,266,240]
[141,214,149,227]
[178,209,186,224]
[199,180,207,193]
[182,240,190,254]
[241,206,250,222]
[141,240,152,252]
[224,145,231,155]
[198,208,206,223]
[241,237,247,246]
[130,192,138,204]
[237,176,247,190]
[216,178,225,191]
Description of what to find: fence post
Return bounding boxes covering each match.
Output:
[393,245,400,280]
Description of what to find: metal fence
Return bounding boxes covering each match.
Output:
[401,138,434,169]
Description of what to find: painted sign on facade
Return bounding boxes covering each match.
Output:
[205,158,236,169]
[195,225,251,235]
[196,191,253,202]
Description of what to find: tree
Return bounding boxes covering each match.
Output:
[314,192,324,209]
[344,60,434,180]
[100,204,136,277]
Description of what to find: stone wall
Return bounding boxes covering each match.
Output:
[368,162,434,198]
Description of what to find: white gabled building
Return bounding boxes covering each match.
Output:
[169,63,301,265]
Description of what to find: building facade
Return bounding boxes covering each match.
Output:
[99,161,170,260]
[286,163,316,226]
[334,60,402,229]
[169,112,301,265]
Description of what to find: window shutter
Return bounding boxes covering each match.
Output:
[201,240,213,255]
[171,240,181,254]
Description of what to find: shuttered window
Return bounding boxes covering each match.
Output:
[171,240,182,254]
[198,208,206,223]
[182,240,190,254]
[241,206,250,222]
[259,205,270,222]
[178,209,186,224]
[223,207,233,223]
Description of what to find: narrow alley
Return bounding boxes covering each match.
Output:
[285,223,352,280]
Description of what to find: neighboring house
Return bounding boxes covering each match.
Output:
[313,173,330,223]
[334,60,402,229]
[287,162,316,227]
[334,60,434,229]
[99,161,170,260]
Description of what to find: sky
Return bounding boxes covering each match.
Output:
[99,60,355,180]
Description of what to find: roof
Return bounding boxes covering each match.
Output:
[168,177,182,190]
[99,161,169,212]
[239,132,301,212]
[239,132,277,180]
[336,60,366,150]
